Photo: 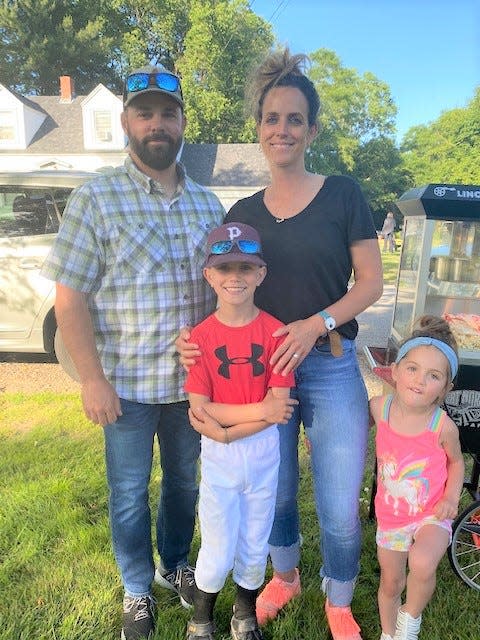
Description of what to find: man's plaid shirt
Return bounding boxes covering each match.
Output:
[41,157,225,403]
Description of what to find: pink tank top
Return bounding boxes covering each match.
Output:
[375,395,448,529]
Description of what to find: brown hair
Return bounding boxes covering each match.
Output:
[245,48,320,126]
[408,315,458,356]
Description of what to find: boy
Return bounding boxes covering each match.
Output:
[185,222,297,640]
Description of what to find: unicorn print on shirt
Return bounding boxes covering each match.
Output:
[379,455,429,516]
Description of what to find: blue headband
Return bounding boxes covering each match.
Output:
[395,337,458,380]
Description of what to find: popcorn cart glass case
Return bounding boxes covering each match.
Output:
[391,183,480,389]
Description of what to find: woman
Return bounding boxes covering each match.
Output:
[180,49,383,640]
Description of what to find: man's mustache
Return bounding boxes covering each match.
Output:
[144,134,172,143]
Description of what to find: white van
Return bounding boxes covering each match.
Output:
[0,170,98,354]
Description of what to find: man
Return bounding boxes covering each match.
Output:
[41,65,225,640]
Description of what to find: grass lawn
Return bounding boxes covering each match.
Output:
[1,390,478,640]
[2,235,477,639]
[380,235,401,285]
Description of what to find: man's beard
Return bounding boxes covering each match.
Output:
[128,132,182,172]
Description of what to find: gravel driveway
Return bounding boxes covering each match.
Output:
[0,353,80,394]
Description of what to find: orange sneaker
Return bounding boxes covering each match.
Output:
[325,600,362,640]
[256,569,301,625]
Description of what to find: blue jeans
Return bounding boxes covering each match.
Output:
[268,339,369,606]
[103,399,200,596]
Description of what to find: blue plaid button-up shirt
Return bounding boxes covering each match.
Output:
[41,157,225,403]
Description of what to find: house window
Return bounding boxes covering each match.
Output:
[81,91,123,149]
[0,110,15,140]
[93,110,112,143]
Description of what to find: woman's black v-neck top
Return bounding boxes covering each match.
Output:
[225,175,378,339]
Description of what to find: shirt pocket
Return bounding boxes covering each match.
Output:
[111,221,168,276]
[185,221,215,269]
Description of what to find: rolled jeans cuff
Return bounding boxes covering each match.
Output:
[321,575,356,607]
[269,540,301,574]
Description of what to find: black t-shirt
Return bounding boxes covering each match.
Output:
[225,175,377,339]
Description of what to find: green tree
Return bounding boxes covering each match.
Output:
[177,0,273,142]
[302,49,407,215]
[308,49,397,175]
[0,0,121,94]
[0,0,272,144]
[110,0,191,72]
[401,88,480,185]
[353,136,411,217]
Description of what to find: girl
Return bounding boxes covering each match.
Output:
[370,315,464,640]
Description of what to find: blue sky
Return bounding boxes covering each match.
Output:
[250,0,479,142]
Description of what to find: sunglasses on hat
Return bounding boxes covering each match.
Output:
[124,72,182,97]
[209,239,261,256]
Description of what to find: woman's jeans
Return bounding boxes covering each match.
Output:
[268,338,369,606]
[103,399,200,596]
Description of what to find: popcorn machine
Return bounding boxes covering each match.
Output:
[366,183,480,391]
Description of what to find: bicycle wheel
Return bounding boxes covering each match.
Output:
[448,500,480,591]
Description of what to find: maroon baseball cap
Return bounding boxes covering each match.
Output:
[204,222,266,268]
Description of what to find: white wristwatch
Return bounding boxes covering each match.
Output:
[318,310,336,332]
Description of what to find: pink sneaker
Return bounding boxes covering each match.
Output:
[325,600,362,640]
[256,569,301,625]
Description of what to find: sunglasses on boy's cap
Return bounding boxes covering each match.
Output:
[123,65,183,108]
[204,222,266,268]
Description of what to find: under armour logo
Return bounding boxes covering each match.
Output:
[215,344,265,379]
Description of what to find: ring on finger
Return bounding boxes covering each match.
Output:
[292,353,299,359]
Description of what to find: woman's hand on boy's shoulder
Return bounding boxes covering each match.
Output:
[270,316,321,375]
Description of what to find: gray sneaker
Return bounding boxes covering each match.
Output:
[230,613,263,640]
[121,594,156,640]
[186,619,216,640]
[154,564,195,608]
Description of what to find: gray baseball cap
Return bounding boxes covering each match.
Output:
[123,65,183,108]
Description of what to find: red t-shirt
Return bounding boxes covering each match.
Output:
[185,310,294,403]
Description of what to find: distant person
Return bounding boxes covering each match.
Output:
[370,315,464,640]
[41,65,225,640]
[184,222,297,640]
[381,212,396,253]
[177,48,383,640]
